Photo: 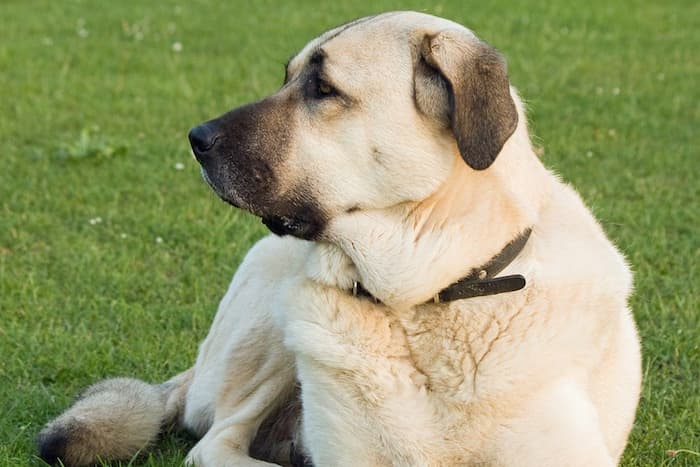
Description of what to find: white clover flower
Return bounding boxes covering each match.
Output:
[88,217,102,225]
[172,41,183,52]
[174,162,185,170]
[156,236,164,244]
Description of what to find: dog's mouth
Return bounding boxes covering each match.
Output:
[200,168,229,201]
[201,168,323,240]
[201,168,250,211]
[261,215,320,239]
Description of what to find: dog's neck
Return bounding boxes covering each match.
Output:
[309,131,551,309]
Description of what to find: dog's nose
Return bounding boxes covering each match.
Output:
[188,123,219,160]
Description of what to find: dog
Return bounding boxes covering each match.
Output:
[38,11,642,467]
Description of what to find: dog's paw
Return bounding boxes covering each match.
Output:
[185,431,281,467]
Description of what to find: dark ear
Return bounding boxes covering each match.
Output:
[418,32,518,170]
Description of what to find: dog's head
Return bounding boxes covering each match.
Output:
[189,12,518,240]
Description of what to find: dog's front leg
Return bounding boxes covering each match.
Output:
[283,286,436,466]
[184,237,303,466]
[184,337,296,467]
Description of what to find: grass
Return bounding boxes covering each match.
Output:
[0,0,697,465]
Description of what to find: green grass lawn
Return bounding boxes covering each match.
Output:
[1,0,698,465]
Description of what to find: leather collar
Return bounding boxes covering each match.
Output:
[351,228,532,305]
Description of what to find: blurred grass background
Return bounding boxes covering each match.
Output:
[0,0,698,465]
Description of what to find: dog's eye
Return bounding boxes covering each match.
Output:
[315,79,337,99]
[319,82,333,95]
[304,75,339,101]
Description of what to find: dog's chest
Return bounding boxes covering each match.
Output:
[284,282,539,463]
[288,279,528,403]
[398,299,530,402]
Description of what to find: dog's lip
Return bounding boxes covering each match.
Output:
[261,214,319,239]
[200,168,220,194]
[198,168,322,239]
[220,190,258,214]
[221,195,243,209]
[200,168,247,210]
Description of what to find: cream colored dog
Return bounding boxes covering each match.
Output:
[38,11,641,467]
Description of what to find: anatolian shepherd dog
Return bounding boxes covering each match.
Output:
[38,11,642,467]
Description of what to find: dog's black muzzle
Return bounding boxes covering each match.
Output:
[188,100,328,241]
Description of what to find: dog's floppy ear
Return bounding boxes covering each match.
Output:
[417,31,518,170]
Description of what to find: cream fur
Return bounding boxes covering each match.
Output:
[39,11,641,467]
[181,12,640,466]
